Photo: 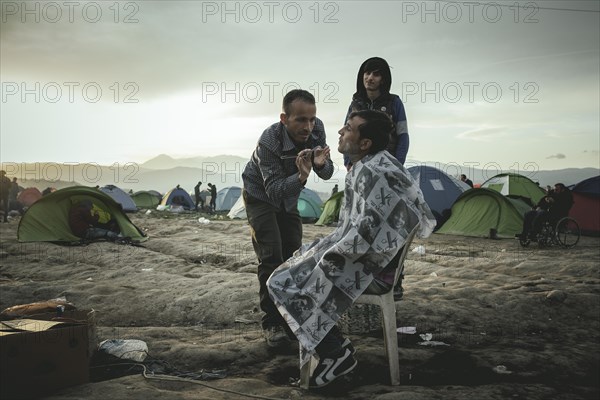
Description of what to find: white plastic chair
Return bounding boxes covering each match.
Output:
[300,224,420,388]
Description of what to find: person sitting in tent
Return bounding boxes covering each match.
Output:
[68,200,121,241]
[518,183,573,240]
[171,196,186,207]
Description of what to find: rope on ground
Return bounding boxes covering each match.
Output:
[91,362,288,400]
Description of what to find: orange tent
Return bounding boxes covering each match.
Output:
[17,188,43,207]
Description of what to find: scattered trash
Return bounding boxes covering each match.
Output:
[199,369,227,380]
[198,217,210,225]
[430,272,438,277]
[493,365,512,374]
[0,298,75,319]
[234,317,257,324]
[145,210,152,215]
[141,268,153,272]
[418,340,450,347]
[412,245,426,255]
[86,277,93,281]
[417,332,450,347]
[156,205,169,211]
[397,326,417,334]
[98,339,149,362]
[546,290,567,303]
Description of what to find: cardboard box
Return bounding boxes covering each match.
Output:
[0,310,96,399]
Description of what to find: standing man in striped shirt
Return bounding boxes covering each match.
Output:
[242,89,334,349]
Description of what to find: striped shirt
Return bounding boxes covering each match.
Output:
[242,118,334,212]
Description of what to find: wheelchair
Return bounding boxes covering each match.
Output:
[519,216,580,248]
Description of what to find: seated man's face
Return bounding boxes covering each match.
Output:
[338,116,366,156]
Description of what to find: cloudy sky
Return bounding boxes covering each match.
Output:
[1,0,599,174]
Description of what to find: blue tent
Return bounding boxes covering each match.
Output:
[160,187,196,210]
[408,165,470,228]
[100,185,138,212]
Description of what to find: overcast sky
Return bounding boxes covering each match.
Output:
[1,0,599,174]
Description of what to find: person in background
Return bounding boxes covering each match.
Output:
[460,174,474,188]
[0,171,10,222]
[68,200,121,241]
[8,177,24,215]
[343,57,409,170]
[331,184,338,197]
[194,181,204,211]
[207,183,217,212]
[518,183,573,240]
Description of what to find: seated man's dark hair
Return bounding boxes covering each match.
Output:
[282,89,316,115]
[349,110,393,154]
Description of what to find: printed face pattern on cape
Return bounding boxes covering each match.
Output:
[267,151,436,360]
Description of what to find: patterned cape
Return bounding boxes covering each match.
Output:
[267,151,436,363]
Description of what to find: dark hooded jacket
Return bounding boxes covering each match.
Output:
[344,57,409,167]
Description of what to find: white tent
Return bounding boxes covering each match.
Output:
[228,195,246,219]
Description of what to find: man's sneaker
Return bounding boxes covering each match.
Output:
[309,348,357,388]
[341,338,356,355]
[263,325,291,348]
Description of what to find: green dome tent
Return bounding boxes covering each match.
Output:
[298,188,323,222]
[315,191,344,226]
[17,186,147,243]
[481,173,545,206]
[131,190,162,209]
[436,188,531,238]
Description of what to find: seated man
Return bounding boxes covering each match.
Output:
[267,110,436,388]
[68,200,120,241]
[519,183,573,240]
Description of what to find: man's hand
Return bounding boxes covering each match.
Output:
[312,146,331,169]
[296,149,313,182]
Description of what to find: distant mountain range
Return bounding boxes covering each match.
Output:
[140,154,249,170]
[2,155,598,202]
